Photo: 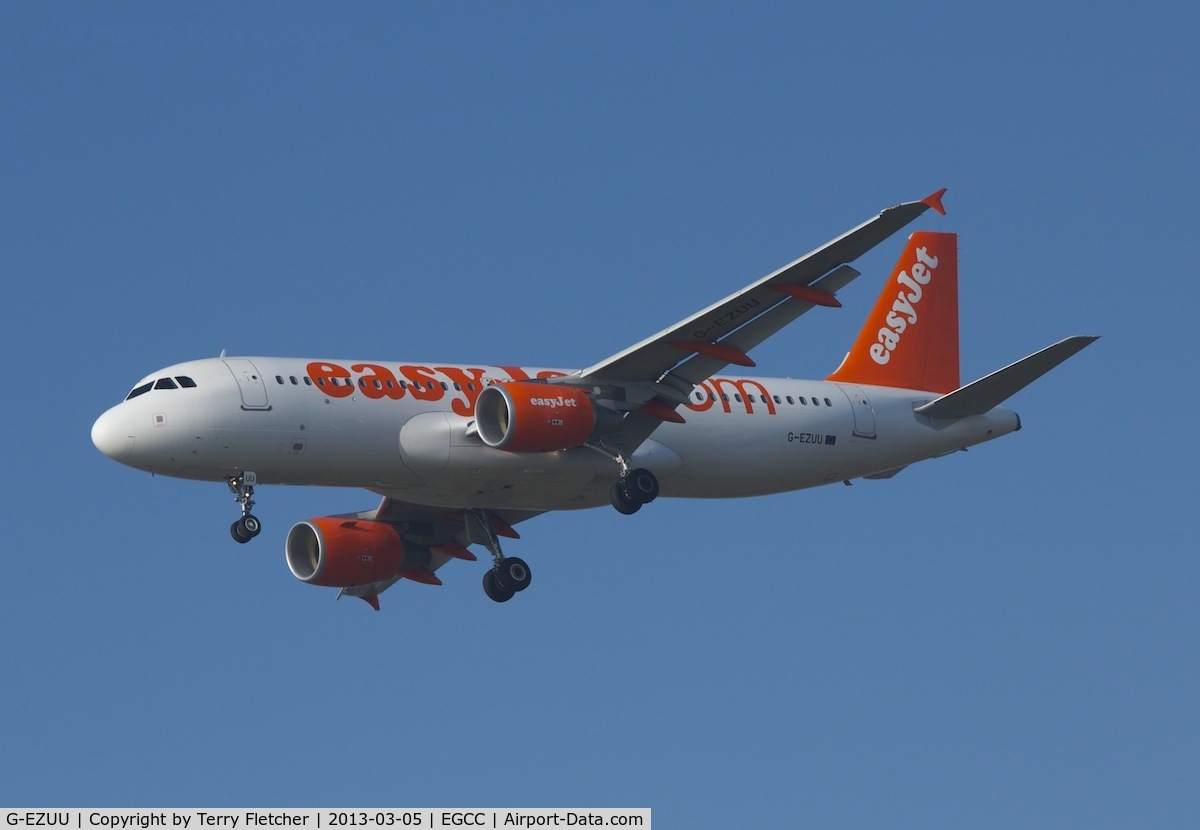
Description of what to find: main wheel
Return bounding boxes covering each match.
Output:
[611,482,641,515]
[483,569,515,603]
[495,557,532,593]
[626,468,660,504]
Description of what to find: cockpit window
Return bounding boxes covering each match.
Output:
[154,378,178,390]
[176,376,197,388]
[125,382,153,400]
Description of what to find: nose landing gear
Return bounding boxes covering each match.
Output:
[227,471,261,543]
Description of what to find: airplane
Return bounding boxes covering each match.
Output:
[91,189,1097,609]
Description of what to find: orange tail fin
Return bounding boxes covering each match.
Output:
[827,231,959,393]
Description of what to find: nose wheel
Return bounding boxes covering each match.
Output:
[231,513,261,543]
[226,471,261,544]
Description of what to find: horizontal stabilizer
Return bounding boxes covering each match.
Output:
[914,336,1098,419]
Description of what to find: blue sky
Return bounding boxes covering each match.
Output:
[2,2,1196,825]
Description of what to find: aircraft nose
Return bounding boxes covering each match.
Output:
[92,406,135,461]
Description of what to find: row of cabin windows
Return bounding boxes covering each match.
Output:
[125,376,197,400]
[268,373,831,407]
[693,390,834,407]
[275,375,481,393]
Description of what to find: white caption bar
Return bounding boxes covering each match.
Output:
[2,811,650,830]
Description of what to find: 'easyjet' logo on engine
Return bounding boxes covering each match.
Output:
[529,396,578,408]
[870,245,939,365]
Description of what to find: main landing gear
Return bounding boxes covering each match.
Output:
[585,441,660,516]
[466,509,532,603]
[227,471,261,543]
[610,467,660,515]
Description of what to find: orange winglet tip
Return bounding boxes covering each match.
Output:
[669,340,756,367]
[359,594,381,611]
[922,188,948,215]
[772,284,842,307]
[638,399,686,424]
[398,568,443,586]
[491,516,520,539]
[433,541,477,561]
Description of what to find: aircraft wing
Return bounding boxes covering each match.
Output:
[556,189,948,450]
[332,496,544,608]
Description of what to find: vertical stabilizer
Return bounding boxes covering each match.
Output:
[827,231,959,393]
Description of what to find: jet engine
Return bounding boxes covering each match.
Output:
[285,517,430,587]
[475,382,621,453]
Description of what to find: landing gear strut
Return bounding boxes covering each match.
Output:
[227,471,261,543]
[466,509,532,603]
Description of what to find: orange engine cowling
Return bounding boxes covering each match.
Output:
[285,517,418,588]
[475,382,620,452]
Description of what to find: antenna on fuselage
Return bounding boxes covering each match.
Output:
[219,349,227,358]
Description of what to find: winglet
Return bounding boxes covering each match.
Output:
[922,188,948,216]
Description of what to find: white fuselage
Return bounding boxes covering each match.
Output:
[91,357,1020,510]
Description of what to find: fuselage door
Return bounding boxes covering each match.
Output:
[223,359,271,410]
[835,383,876,438]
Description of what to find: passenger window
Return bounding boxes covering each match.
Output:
[825,398,833,407]
[734,394,742,403]
[290,376,298,385]
[812,397,820,406]
[799,397,808,405]
[126,382,153,400]
[303,377,312,386]
[773,395,781,404]
[154,378,177,390]
[276,376,284,384]
[453,383,461,391]
[786,396,794,405]
[176,376,197,388]
[440,382,448,390]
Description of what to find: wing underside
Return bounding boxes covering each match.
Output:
[332,496,544,608]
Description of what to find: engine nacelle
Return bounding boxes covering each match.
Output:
[475,382,620,452]
[286,517,427,588]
